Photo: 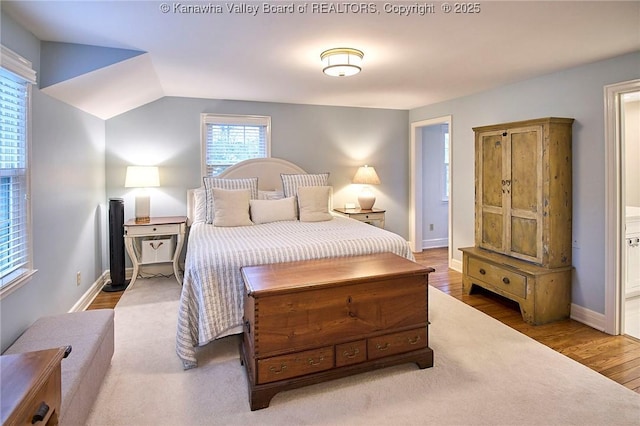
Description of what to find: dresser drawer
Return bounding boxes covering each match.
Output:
[467,257,527,299]
[257,346,334,384]
[335,340,367,367]
[125,223,179,236]
[368,328,427,360]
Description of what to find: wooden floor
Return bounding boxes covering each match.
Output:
[88,247,640,394]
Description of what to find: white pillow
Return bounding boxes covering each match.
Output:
[203,177,258,224]
[297,186,333,222]
[250,197,297,224]
[193,187,206,224]
[258,190,285,200]
[212,188,253,227]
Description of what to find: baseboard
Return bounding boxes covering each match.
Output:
[69,271,109,313]
[449,258,462,273]
[422,238,448,249]
[570,303,605,332]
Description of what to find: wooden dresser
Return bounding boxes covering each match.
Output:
[240,253,434,410]
[462,117,574,324]
[1,347,68,426]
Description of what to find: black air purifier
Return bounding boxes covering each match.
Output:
[102,198,130,292]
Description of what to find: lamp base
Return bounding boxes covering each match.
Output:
[357,188,376,210]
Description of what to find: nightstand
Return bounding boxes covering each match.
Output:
[333,207,386,229]
[124,216,187,287]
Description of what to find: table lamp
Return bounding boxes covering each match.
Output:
[352,165,380,210]
[124,166,160,223]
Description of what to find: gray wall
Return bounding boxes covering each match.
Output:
[421,124,449,248]
[0,11,107,352]
[410,51,640,314]
[105,98,410,236]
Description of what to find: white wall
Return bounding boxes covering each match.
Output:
[0,11,107,352]
[410,51,640,314]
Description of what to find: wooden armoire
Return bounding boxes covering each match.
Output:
[460,117,574,325]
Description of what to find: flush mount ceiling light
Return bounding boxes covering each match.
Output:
[320,48,364,77]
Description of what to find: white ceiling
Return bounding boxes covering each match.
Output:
[3,1,639,119]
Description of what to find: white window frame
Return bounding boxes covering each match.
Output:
[442,127,450,202]
[0,45,37,299]
[200,114,271,177]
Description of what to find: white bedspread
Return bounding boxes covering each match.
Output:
[176,216,414,369]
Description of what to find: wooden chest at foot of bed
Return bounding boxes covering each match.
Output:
[240,252,435,410]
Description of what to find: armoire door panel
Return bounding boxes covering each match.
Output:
[511,217,538,258]
[482,212,503,250]
[481,133,503,209]
[509,128,541,212]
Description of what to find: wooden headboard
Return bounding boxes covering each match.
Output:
[187,157,307,224]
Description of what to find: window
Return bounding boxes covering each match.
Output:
[0,46,36,298]
[201,114,270,177]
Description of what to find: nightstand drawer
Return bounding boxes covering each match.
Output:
[125,223,179,236]
[351,212,384,222]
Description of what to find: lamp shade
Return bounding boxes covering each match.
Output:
[321,48,363,77]
[124,166,160,188]
[352,165,380,185]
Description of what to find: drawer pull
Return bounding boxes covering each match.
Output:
[376,342,391,351]
[31,402,49,424]
[308,356,324,366]
[407,336,421,345]
[269,364,287,374]
[342,347,360,359]
[502,277,510,284]
[479,268,486,275]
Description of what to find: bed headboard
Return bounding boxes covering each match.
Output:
[187,157,307,225]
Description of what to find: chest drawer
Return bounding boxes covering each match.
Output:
[368,327,427,360]
[257,346,334,384]
[125,223,179,236]
[335,340,367,367]
[467,257,527,299]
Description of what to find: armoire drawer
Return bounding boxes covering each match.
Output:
[257,346,334,384]
[467,257,527,299]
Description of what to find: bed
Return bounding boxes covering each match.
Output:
[176,158,415,369]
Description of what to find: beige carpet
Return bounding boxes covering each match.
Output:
[87,276,640,425]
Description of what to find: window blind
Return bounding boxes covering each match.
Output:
[201,115,270,176]
[0,67,30,288]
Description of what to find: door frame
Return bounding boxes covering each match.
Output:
[409,115,453,263]
[604,79,640,334]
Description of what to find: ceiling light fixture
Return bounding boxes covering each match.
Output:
[321,48,364,77]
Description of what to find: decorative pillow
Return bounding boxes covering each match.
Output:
[193,187,206,224]
[212,188,253,227]
[281,173,330,198]
[297,186,333,222]
[258,190,285,200]
[249,197,297,224]
[203,177,258,224]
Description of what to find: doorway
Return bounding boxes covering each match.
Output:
[410,115,453,265]
[604,79,640,336]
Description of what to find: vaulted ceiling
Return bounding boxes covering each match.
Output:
[3,1,639,119]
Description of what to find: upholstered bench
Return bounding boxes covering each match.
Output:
[3,309,114,425]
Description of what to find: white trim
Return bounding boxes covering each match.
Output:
[603,79,640,335]
[450,258,462,273]
[422,238,449,249]
[410,115,453,265]
[68,271,109,312]
[0,45,36,84]
[571,303,606,332]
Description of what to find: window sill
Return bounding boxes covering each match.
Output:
[0,269,38,300]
